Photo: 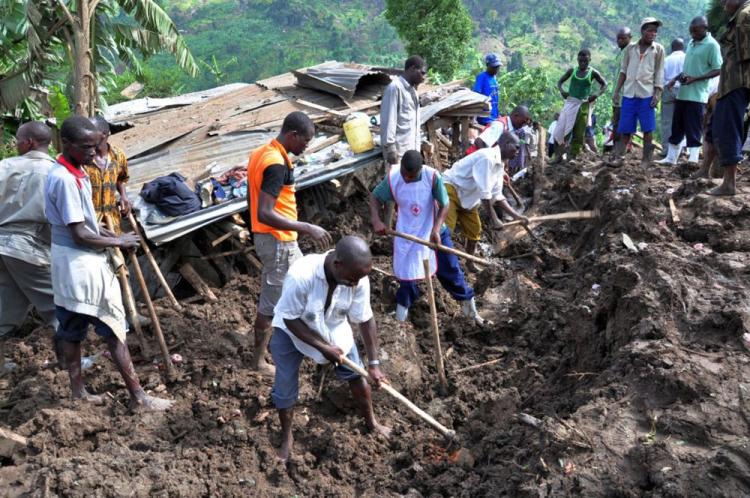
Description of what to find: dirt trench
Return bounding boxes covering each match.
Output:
[2,153,750,497]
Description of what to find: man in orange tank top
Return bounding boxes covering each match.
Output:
[247,112,332,375]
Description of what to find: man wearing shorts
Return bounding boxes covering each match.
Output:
[269,236,390,462]
[45,116,171,411]
[612,17,666,166]
[442,132,528,266]
[709,0,750,196]
[247,112,332,375]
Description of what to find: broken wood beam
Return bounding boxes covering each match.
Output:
[0,427,27,458]
[669,198,681,225]
[179,262,218,302]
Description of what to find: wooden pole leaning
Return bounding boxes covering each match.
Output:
[104,217,149,356]
[106,215,175,380]
[126,212,181,310]
[388,230,495,267]
[423,259,449,394]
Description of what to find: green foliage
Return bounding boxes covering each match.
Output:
[48,85,71,124]
[707,0,728,35]
[497,65,558,122]
[384,0,474,80]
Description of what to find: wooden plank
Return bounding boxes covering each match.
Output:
[0,427,27,458]
[669,198,681,225]
[179,263,218,302]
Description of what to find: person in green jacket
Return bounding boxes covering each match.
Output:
[551,49,607,162]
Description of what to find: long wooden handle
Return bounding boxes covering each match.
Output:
[107,215,175,380]
[126,212,181,310]
[502,210,597,228]
[339,356,456,439]
[423,259,448,392]
[388,229,494,267]
[108,238,149,355]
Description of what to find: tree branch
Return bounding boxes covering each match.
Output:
[89,0,102,18]
[55,0,78,27]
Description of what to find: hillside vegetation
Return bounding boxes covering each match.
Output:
[110,0,710,123]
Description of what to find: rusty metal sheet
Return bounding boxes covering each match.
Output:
[110,85,269,158]
[293,61,392,100]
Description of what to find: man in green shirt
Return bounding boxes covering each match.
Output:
[710,0,750,195]
[551,49,607,162]
[659,16,722,166]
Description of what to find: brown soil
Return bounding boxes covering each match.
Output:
[2,153,750,497]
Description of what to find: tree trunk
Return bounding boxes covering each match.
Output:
[72,0,95,117]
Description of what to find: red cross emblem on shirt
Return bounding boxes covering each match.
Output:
[410,203,422,216]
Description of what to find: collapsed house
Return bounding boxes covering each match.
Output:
[106,61,489,301]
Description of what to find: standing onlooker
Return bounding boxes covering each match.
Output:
[0,122,58,366]
[611,27,633,147]
[660,39,686,156]
[247,112,332,375]
[380,56,427,167]
[473,53,502,126]
[709,0,750,195]
[548,113,559,158]
[659,17,722,165]
[551,49,607,161]
[84,117,132,234]
[612,17,666,165]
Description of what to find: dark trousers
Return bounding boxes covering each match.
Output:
[670,99,705,147]
[713,88,750,166]
[396,228,474,308]
[612,105,622,143]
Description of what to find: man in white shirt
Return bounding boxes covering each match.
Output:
[547,113,560,157]
[0,122,58,370]
[660,38,686,157]
[443,131,528,260]
[269,235,390,462]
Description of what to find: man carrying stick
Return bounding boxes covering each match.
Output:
[442,132,529,265]
[269,235,390,462]
[369,150,484,324]
[44,116,171,410]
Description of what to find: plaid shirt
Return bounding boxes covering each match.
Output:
[83,144,129,233]
[717,0,750,99]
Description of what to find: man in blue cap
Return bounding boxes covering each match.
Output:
[473,53,502,126]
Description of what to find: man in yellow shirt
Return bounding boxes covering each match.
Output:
[247,111,332,375]
[84,116,131,233]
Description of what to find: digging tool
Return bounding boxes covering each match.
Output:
[126,212,181,310]
[338,355,456,439]
[423,259,448,394]
[502,210,597,228]
[106,215,176,380]
[104,218,149,356]
[520,223,572,262]
[388,230,496,268]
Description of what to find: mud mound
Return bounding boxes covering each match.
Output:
[2,154,750,497]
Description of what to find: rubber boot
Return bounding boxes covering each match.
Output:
[640,143,656,166]
[395,304,409,322]
[609,139,627,166]
[656,143,680,165]
[461,297,487,326]
[687,147,700,165]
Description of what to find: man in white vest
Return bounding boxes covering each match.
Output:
[369,150,484,324]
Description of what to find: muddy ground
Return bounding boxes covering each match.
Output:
[2,152,750,497]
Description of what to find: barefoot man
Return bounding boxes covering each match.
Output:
[44,116,171,411]
[269,235,390,461]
